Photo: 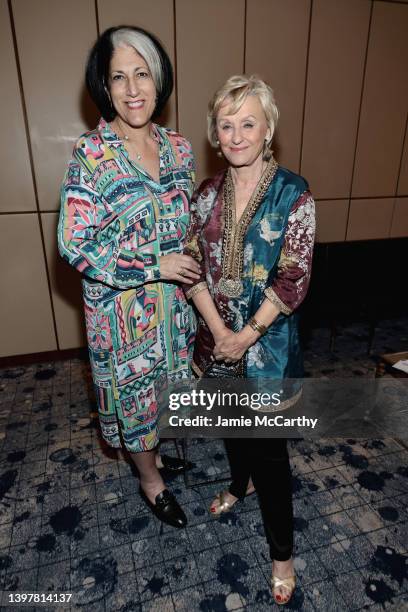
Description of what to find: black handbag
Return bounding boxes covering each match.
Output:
[203,358,244,378]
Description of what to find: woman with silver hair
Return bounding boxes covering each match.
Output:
[59,26,199,528]
[184,75,315,603]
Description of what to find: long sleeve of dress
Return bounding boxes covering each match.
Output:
[58,158,161,290]
[264,190,315,315]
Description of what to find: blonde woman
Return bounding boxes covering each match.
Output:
[184,75,315,604]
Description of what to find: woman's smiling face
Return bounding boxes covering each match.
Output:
[216,95,270,168]
[108,45,156,128]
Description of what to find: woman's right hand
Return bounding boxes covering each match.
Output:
[159,253,201,283]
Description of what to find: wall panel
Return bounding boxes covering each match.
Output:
[176,0,245,182]
[0,0,36,212]
[352,1,408,197]
[41,213,86,350]
[346,198,394,241]
[390,198,408,238]
[315,200,349,243]
[301,0,370,198]
[97,0,177,130]
[1,1,408,359]
[246,0,310,172]
[12,0,98,211]
[0,215,56,357]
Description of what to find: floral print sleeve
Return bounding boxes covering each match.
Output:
[182,198,208,298]
[183,175,224,299]
[265,191,315,314]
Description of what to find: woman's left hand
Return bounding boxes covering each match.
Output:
[213,330,252,363]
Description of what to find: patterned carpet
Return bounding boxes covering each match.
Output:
[0,318,407,611]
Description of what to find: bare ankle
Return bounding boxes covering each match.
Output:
[140,475,165,502]
[155,454,163,469]
[273,558,294,575]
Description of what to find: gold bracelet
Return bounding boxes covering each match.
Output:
[248,316,267,336]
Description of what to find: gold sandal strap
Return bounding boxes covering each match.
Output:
[218,491,232,511]
[271,575,296,591]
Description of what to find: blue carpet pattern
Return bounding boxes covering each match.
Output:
[0,319,407,610]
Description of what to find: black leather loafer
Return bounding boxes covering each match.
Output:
[142,488,187,528]
[159,454,193,474]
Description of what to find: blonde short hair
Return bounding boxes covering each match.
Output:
[207,75,279,150]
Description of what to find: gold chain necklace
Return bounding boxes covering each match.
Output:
[218,157,278,298]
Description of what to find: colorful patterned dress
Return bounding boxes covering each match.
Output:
[184,158,315,394]
[58,119,195,452]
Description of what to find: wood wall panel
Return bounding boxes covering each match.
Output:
[315,200,349,243]
[245,0,310,172]
[0,0,36,212]
[390,198,408,238]
[97,0,177,130]
[176,0,245,182]
[41,213,86,350]
[346,198,394,241]
[1,1,408,359]
[0,215,56,357]
[12,0,98,211]
[352,1,408,198]
[301,0,370,198]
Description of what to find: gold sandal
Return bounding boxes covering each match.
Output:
[271,574,296,605]
[209,491,238,515]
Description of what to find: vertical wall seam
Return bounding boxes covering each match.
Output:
[346,0,374,239]
[243,0,247,73]
[298,0,314,176]
[7,0,60,350]
[94,0,100,36]
[395,112,408,196]
[390,110,408,235]
[173,0,179,133]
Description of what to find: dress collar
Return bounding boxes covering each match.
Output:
[97,118,169,187]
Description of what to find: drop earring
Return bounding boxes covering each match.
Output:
[216,139,223,158]
[262,138,272,162]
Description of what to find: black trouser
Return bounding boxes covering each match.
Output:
[224,437,293,561]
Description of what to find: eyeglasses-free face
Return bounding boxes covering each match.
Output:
[108,45,157,130]
[216,95,271,169]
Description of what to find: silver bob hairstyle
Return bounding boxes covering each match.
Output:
[207,75,279,157]
[86,26,173,122]
[111,28,164,92]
